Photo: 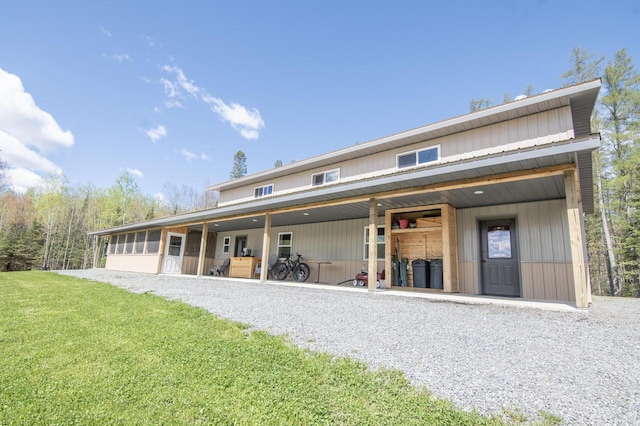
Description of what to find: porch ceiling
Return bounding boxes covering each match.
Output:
[200,174,566,233]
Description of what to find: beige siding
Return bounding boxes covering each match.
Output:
[219,107,574,205]
[457,199,574,301]
[210,217,385,284]
[105,254,160,273]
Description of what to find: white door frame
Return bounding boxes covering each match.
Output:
[162,232,186,274]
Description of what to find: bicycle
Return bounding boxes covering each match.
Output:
[272,253,310,282]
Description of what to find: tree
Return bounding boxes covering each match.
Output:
[561,47,604,86]
[469,98,492,112]
[274,159,283,168]
[0,157,9,193]
[230,150,247,179]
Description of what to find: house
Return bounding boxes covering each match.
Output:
[89,79,601,308]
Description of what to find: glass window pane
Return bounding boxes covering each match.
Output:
[325,170,339,183]
[418,147,438,164]
[168,235,182,257]
[312,174,324,186]
[398,152,416,168]
[488,226,512,258]
[134,232,146,254]
[146,230,161,254]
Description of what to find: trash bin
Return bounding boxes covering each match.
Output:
[411,259,430,288]
[430,259,443,289]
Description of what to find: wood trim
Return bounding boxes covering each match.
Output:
[260,213,271,281]
[564,169,589,308]
[368,198,378,292]
[196,222,208,276]
[155,228,167,274]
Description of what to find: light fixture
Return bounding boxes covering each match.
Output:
[214,224,219,227]
[474,190,484,195]
[303,212,310,216]
[252,219,258,222]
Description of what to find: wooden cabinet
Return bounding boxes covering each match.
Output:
[385,204,459,292]
[229,257,260,278]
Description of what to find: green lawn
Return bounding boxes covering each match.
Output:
[0,271,505,425]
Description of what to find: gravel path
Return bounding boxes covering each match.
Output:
[57,270,640,425]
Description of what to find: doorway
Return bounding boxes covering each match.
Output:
[234,236,248,257]
[480,219,520,297]
[162,232,185,274]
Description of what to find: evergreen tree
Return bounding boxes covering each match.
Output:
[230,150,248,179]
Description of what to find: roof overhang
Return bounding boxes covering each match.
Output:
[90,135,601,236]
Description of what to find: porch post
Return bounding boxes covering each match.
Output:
[368,198,378,292]
[197,222,209,276]
[260,213,271,282]
[564,169,589,308]
[92,235,100,269]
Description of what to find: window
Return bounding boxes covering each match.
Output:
[146,230,161,254]
[222,236,231,254]
[109,235,117,254]
[116,234,125,254]
[254,184,274,198]
[134,231,146,254]
[364,226,385,260]
[312,169,340,186]
[124,233,135,254]
[397,145,440,169]
[277,232,293,258]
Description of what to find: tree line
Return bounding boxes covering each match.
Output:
[2,48,639,299]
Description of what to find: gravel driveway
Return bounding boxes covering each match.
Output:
[57,270,640,425]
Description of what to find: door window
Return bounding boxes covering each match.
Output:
[168,235,182,256]
[487,225,512,258]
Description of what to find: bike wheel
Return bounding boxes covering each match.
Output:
[273,263,289,280]
[292,263,310,282]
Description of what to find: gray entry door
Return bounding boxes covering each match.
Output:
[480,219,520,297]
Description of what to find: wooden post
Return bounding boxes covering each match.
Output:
[564,169,589,308]
[155,228,167,274]
[196,222,208,276]
[368,198,378,292]
[260,213,271,282]
[92,235,100,269]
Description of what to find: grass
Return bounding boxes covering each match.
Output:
[0,272,513,425]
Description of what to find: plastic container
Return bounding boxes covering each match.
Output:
[430,259,443,289]
[411,259,430,288]
[398,219,409,229]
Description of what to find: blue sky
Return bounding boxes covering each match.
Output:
[1,1,638,197]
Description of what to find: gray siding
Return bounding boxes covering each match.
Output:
[457,199,574,301]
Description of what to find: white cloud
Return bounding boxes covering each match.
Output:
[113,54,131,63]
[0,68,74,154]
[155,192,165,203]
[0,130,63,174]
[162,65,199,98]
[144,124,167,142]
[6,168,43,193]
[125,167,144,178]
[159,64,265,140]
[180,148,210,162]
[202,95,264,140]
[100,27,112,38]
[0,67,72,192]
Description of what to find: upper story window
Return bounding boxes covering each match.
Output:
[254,184,274,198]
[312,169,340,186]
[397,145,440,169]
[222,236,231,254]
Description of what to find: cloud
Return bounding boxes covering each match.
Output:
[0,67,72,192]
[100,27,112,38]
[125,167,144,178]
[180,148,210,162]
[144,124,167,142]
[162,65,199,98]
[113,54,131,63]
[159,65,264,139]
[5,168,43,193]
[202,95,264,140]
[0,68,74,154]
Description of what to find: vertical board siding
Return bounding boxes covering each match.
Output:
[219,107,573,205]
[457,199,574,301]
